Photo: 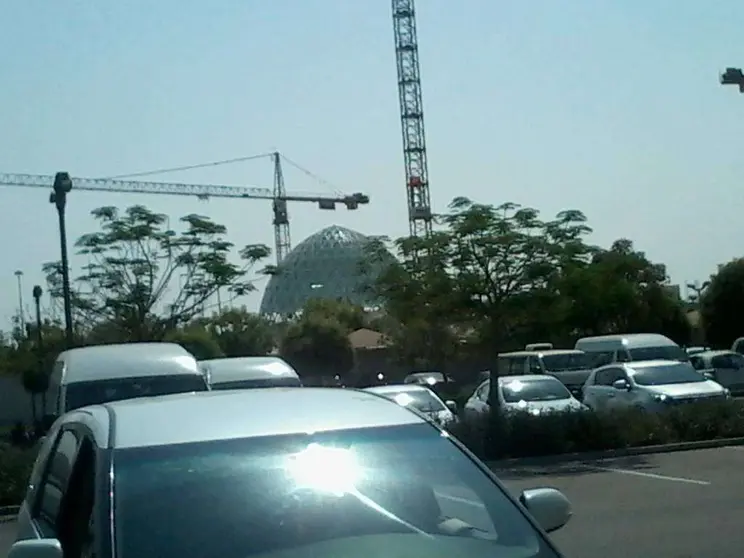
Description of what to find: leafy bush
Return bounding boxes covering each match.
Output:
[0,442,36,506]
[449,400,744,460]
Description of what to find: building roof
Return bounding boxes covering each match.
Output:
[87,388,424,449]
[259,225,394,316]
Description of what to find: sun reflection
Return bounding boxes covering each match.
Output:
[392,393,415,407]
[285,443,360,496]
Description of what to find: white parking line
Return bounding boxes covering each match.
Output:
[594,466,710,485]
[435,492,486,508]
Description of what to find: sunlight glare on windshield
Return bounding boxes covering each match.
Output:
[285,443,360,496]
[392,392,415,407]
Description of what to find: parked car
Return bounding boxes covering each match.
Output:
[582,360,729,412]
[575,333,688,367]
[497,346,593,398]
[46,342,207,417]
[11,388,572,558]
[689,350,744,396]
[364,384,458,427]
[199,356,302,390]
[464,375,588,418]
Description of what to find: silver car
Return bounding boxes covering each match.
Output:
[364,384,458,426]
[10,388,571,558]
[582,359,729,412]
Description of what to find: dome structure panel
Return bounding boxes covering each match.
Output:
[259,225,394,316]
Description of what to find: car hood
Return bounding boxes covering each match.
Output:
[505,398,585,415]
[647,380,725,398]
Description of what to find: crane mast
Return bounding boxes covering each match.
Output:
[392,0,433,238]
[0,166,370,265]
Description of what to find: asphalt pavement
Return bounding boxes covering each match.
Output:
[0,520,16,555]
[494,446,744,558]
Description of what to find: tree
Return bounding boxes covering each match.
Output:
[700,258,744,348]
[44,205,270,341]
[197,307,276,357]
[367,198,595,357]
[300,299,367,332]
[559,239,690,343]
[164,326,224,360]
[279,316,354,381]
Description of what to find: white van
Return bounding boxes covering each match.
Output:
[47,342,208,416]
[574,334,687,368]
[200,356,302,390]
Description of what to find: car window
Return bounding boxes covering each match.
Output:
[37,429,80,529]
[628,345,687,362]
[689,356,704,370]
[712,354,744,369]
[475,380,490,401]
[501,378,571,403]
[509,357,526,375]
[65,374,208,411]
[211,377,302,389]
[587,351,614,368]
[594,367,624,386]
[630,363,706,386]
[114,424,558,558]
[540,353,590,372]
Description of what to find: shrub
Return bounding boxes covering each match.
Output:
[0,442,36,506]
[449,400,744,460]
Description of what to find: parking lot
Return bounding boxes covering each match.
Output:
[496,446,744,557]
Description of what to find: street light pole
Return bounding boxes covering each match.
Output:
[50,172,74,347]
[14,270,25,333]
[32,285,43,350]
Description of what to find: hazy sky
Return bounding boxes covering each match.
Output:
[2,1,744,329]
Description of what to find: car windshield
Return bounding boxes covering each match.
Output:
[211,377,302,390]
[378,389,447,413]
[628,345,688,362]
[64,374,207,412]
[501,378,571,403]
[630,363,707,386]
[405,372,445,385]
[114,424,558,558]
[541,353,591,372]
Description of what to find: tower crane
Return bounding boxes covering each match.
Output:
[0,151,370,265]
[392,0,433,238]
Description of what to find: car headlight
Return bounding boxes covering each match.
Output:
[653,394,669,403]
[529,408,541,416]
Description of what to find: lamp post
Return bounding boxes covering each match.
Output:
[32,285,43,350]
[14,270,24,332]
[50,172,74,347]
[720,67,744,92]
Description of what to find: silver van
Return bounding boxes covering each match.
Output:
[574,333,687,368]
[200,356,302,390]
[497,346,593,397]
[47,342,207,416]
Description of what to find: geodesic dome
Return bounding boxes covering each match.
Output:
[259,225,393,316]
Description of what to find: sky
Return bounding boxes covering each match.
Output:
[2,1,744,329]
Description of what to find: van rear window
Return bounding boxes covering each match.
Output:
[628,346,687,362]
[65,374,208,412]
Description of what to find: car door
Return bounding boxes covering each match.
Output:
[711,353,744,393]
[587,367,626,410]
[18,425,101,558]
[465,380,490,417]
[602,367,632,409]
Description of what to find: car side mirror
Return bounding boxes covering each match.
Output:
[612,379,630,391]
[445,400,458,414]
[8,539,63,558]
[519,488,572,533]
[702,371,715,380]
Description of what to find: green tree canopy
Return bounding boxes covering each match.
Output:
[43,204,270,341]
[700,258,744,348]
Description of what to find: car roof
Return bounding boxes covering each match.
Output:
[620,359,685,370]
[57,342,201,383]
[199,356,298,383]
[695,350,734,358]
[576,334,676,348]
[80,388,426,450]
[499,349,583,357]
[498,374,560,383]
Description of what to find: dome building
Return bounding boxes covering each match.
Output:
[259,225,394,316]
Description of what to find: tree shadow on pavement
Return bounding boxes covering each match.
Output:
[492,454,655,480]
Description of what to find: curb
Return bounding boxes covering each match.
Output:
[488,436,744,468]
